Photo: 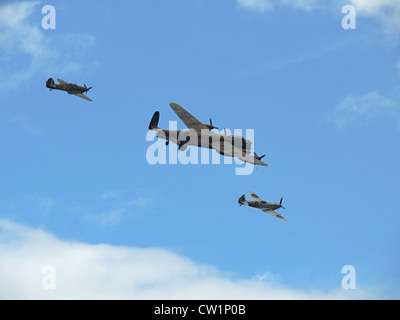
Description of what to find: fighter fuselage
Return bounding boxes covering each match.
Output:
[45,78,90,94]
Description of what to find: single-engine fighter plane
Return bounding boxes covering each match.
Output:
[237,191,287,221]
[46,78,93,101]
[148,103,268,166]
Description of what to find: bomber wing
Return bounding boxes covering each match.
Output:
[170,103,210,132]
[211,142,268,167]
[261,208,288,221]
[235,152,268,167]
[57,78,67,84]
[74,93,93,101]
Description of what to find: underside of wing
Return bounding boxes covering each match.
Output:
[170,102,209,132]
[74,93,93,101]
[57,78,67,84]
[235,152,268,167]
[253,156,268,166]
[249,191,261,202]
[261,208,287,221]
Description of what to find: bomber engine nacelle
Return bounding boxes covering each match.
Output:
[230,135,252,154]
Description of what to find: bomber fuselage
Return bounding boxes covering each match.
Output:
[153,128,250,155]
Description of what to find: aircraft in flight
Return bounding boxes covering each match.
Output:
[237,191,287,221]
[45,78,93,101]
[148,102,268,166]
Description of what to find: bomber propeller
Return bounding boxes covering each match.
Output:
[207,118,218,130]
[254,152,266,161]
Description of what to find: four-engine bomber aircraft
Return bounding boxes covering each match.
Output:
[237,191,287,221]
[46,78,93,101]
[148,103,268,166]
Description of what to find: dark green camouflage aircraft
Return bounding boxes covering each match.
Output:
[46,78,93,101]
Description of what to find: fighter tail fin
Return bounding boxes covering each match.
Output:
[46,78,55,88]
[149,111,160,130]
[237,195,246,204]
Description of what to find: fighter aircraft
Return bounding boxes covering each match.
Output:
[45,78,93,101]
[148,103,268,166]
[237,191,287,221]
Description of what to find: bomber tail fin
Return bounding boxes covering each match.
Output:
[149,111,160,130]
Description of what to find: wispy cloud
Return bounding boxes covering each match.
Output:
[0,194,56,224]
[328,90,400,129]
[22,194,56,215]
[133,197,152,208]
[349,0,400,40]
[84,190,153,226]
[8,113,44,136]
[236,0,400,41]
[259,39,351,72]
[236,0,275,13]
[0,219,381,299]
[236,0,335,14]
[85,208,125,226]
[0,1,97,94]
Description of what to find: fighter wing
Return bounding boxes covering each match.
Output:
[248,191,261,202]
[74,93,93,101]
[261,208,288,222]
[57,78,67,84]
[170,103,210,132]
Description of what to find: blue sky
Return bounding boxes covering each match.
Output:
[0,0,399,299]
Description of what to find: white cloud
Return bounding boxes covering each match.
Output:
[0,219,377,299]
[236,0,275,13]
[0,1,97,94]
[350,0,400,13]
[236,0,400,40]
[0,1,38,28]
[350,0,400,40]
[329,91,400,129]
